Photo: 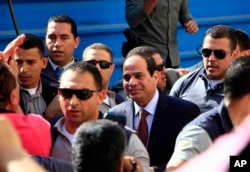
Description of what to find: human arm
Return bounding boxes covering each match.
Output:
[184,20,198,34]
[0,34,25,78]
[0,116,46,172]
[126,0,158,27]
[173,115,250,172]
[238,49,250,57]
[168,75,184,98]
[123,156,144,172]
[166,126,212,172]
[32,155,74,172]
[45,94,63,120]
[179,0,198,34]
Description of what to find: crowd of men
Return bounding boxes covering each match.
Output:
[0,13,250,172]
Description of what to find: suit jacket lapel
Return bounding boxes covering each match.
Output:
[124,100,135,129]
[147,93,169,149]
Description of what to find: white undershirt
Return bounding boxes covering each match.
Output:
[24,87,37,96]
[62,124,74,144]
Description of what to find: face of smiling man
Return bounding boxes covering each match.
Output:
[122,55,158,107]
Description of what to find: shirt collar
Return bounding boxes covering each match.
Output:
[20,79,43,95]
[134,89,159,117]
[48,57,74,71]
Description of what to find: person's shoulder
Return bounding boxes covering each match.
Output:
[178,66,203,82]
[41,73,59,88]
[109,99,133,111]
[25,114,51,126]
[170,67,204,95]
[164,95,201,119]
[166,95,197,107]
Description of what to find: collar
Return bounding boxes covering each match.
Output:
[54,111,104,132]
[20,79,43,95]
[199,68,224,93]
[134,89,159,117]
[48,57,74,71]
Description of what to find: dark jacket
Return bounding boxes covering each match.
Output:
[108,91,200,172]
[32,155,74,172]
[42,58,78,81]
[19,73,59,115]
[188,101,250,158]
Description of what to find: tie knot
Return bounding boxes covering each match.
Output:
[139,109,148,119]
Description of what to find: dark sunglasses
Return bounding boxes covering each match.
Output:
[201,48,232,59]
[156,62,165,71]
[86,60,112,69]
[58,88,99,100]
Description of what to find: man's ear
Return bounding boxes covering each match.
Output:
[98,89,107,104]
[9,89,19,106]
[42,57,48,68]
[152,70,159,85]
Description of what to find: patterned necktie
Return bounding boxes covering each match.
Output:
[55,67,63,80]
[137,109,148,146]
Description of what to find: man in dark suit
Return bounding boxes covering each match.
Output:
[42,14,80,81]
[108,47,200,172]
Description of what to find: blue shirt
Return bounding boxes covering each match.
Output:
[170,67,224,113]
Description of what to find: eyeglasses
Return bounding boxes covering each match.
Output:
[58,88,100,100]
[156,62,165,71]
[201,48,232,59]
[86,60,112,69]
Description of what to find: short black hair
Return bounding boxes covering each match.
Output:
[205,25,237,51]
[60,61,102,91]
[47,14,78,38]
[72,119,125,172]
[19,33,44,56]
[234,28,250,51]
[224,56,250,99]
[124,47,157,76]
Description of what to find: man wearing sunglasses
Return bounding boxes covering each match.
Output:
[170,25,238,113]
[166,56,250,172]
[82,43,125,114]
[50,61,150,171]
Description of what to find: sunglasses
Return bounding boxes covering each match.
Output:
[58,88,99,100]
[86,60,112,69]
[156,62,165,71]
[201,48,232,59]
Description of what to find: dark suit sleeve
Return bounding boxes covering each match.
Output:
[32,155,74,172]
[153,164,167,172]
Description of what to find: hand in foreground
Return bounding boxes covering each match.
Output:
[0,34,26,78]
[123,156,143,172]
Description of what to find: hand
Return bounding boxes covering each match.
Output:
[0,34,26,78]
[45,94,63,120]
[123,156,143,172]
[2,34,25,63]
[177,68,190,76]
[239,49,250,57]
[184,20,199,34]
